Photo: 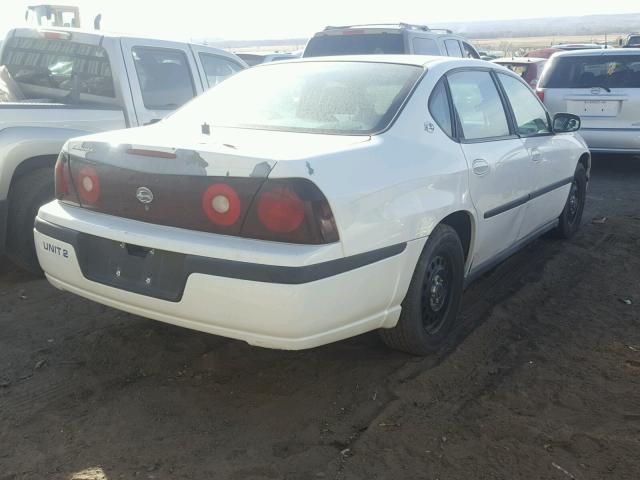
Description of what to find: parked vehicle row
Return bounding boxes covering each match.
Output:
[0,23,615,355]
[0,27,246,272]
[34,56,589,355]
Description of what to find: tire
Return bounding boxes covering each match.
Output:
[6,168,55,275]
[380,224,465,356]
[554,163,587,240]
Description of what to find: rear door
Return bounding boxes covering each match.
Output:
[496,71,574,236]
[446,69,534,269]
[120,38,204,126]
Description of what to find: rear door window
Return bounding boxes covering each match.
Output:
[132,46,195,109]
[448,70,510,140]
[303,34,405,57]
[198,54,243,88]
[412,38,440,55]
[1,36,116,104]
[539,55,640,89]
[444,40,463,57]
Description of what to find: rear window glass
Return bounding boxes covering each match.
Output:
[303,34,404,57]
[498,63,532,78]
[237,54,264,66]
[539,55,640,89]
[169,61,422,135]
[132,46,195,110]
[0,36,116,104]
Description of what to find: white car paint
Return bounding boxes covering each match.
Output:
[35,56,589,350]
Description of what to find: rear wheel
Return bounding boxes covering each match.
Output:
[6,168,55,275]
[380,224,465,356]
[554,163,587,239]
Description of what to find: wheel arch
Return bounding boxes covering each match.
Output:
[9,154,58,189]
[439,209,476,269]
[578,151,591,180]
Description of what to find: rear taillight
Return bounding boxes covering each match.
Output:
[201,183,241,226]
[242,178,339,244]
[536,89,544,102]
[257,186,305,233]
[54,153,81,205]
[75,166,101,205]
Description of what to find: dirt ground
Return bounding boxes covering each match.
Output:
[1,157,639,480]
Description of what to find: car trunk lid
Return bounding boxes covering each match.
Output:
[62,125,368,239]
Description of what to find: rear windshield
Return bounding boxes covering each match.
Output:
[498,63,534,78]
[0,36,117,105]
[168,61,422,135]
[539,55,640,89]
[303,33,404,57]
[237,54,264,67]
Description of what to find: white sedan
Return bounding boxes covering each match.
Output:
[35,56,590,355]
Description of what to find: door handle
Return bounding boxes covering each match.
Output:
[472,158,490,176]
[530,148,542,162]
[144,118,161,126]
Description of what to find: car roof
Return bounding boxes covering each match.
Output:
[256,55,497,70]
[8,26,218,49]
[551,47,640,58]
[493,57,546,63]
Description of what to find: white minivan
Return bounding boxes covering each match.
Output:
[537,49,640,155]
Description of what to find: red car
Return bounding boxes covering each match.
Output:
[492,57,547,88]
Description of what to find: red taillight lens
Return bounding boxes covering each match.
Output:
[257,186,305,233]
[202,183,242,226]
[54,154,70,199]
[75,166,101,204]
[242,179,339,244]
[536,89,544,102]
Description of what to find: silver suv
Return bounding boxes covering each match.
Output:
[538,49,640,155]
[302,23,480,59]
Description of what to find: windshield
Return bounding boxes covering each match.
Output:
[539,55,640,89]
[303,34,404,57]
[168,61,423,135]
[0,36,117,105]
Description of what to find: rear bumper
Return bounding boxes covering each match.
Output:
[0,199,7,255]
[580,128,640,153]
[34,202,423,350]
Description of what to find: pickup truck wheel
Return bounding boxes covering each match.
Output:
[554,164,587,239]
[6,168,54,275]
[380,224,465,356]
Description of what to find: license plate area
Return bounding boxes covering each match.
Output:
[76,234,187,302]
[567,99,620,117]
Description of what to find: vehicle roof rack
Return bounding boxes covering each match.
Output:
[323,23,433,32]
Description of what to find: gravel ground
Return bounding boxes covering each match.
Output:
[0,157,639,480]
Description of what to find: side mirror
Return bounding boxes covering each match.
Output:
[552,113,581,133]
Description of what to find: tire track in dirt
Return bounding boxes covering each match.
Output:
[332,216,640,480]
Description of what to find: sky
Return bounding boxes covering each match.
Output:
[1,0,639,41]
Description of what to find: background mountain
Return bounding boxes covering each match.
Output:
[207,13,640,49]
[432,13,640,38]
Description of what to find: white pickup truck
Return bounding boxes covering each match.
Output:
[0,27,246,272]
